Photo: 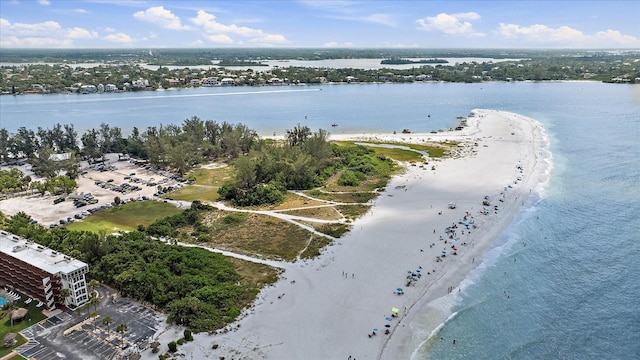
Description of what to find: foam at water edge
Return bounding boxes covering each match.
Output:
[410,310,461,360]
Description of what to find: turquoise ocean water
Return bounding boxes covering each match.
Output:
[1,81,639,359]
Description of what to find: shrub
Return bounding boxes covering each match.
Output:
[184,329,193,342]
[168,341,177,352]
[337,171,360,186]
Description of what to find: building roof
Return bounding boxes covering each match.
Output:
[0,231,88,275]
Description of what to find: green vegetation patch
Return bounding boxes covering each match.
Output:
[1,290,48,345]
[298,236,334,259]
[250,192,327,211]
[65,201,181,233]
[366,146,424,162]
[228,257,281,289]
[190,166,234,187]
[164,185,221,202]
[280,206,343,221]
[0,333,27,358]
[336,204,372,220]
[306,189,379,204]
[200,211,321,261]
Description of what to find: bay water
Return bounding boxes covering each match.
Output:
[1,81,639,359]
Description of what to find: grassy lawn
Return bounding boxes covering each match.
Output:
[1,291,47,357]
[190,166,234,186]
[164,165,234,202]
[164,185,221,202]
[0,333,27,358]
[65,201,182,233]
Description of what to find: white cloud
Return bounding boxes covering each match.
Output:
[497,23,583,42]
[300,0,395,27]
[1,36,72,48]
[38,0,50,5]
[416,12,485,37]
[363,13,395,27]
[322,41,354,47]
[66,27,98,39]
[496,23,640,47]
[593,29,640,47]
[206,34,233,44]
[103,32,133,44]
[74,9,88,14]
[190,10,288,45]
[1,19,62,36]
[133,6,190,30]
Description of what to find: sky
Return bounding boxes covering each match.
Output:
[1,0,639,49]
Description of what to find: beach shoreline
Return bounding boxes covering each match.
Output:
[141,109,551,360]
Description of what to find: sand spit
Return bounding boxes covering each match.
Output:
[140,109,551,360]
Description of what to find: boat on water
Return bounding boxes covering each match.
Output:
[331,123,338,127]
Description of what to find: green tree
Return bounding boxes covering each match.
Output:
[116,323,128,349]
[3,301,19,328]
[87,294,100,314]
[102,316,113,336]
[88,279,100,298]
[59,288,71,306]
[286,123,311,147]
[168,341,177,352]
[0,128,10,162]
[90,311,99,330]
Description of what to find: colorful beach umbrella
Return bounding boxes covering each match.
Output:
[396,287,403,292]
[385,324,391,328]
[391,307,400,314]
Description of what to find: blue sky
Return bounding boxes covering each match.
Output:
[1,0,639,49]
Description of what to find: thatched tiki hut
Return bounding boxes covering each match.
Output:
[9,307,28,326]
[3,332,17,347]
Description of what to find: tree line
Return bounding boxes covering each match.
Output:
[0,117,257,179]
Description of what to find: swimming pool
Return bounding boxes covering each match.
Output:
[0,296,8,306]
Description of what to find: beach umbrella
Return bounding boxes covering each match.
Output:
[373,328,379,333]
[407,270,412,274]
[396,288,403,292]
[416,269,421,273]
[385,317,393,321]
[442,250,447,254]
[385,324,391,328]
[391,307,400,314]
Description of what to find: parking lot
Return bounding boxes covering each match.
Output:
[14,295,166,360]
[0,153,186,227]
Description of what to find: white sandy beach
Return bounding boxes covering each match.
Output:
[143,109,551,360]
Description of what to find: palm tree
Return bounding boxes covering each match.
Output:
[59,288,71,306]
[116,323,128,349]
[90,311,98,331]
[3,302,19,328]
[87,294,100,313]
[102,316,113,336]
[87,279,100,297]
